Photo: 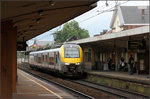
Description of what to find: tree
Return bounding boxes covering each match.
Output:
[54,20,90,43]
[45,43,49,47]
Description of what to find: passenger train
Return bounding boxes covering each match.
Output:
[29,43,83,75]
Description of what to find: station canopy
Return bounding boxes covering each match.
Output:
[1,1,97,42]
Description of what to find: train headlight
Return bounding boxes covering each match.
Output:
[65,63,70,65]
[76,62,80,65]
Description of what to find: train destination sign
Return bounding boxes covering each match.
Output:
[128,40,146,50]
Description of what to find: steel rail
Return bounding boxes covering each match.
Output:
[18,67,94,99]
[69,80,150,99]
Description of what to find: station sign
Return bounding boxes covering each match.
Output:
[128,40,146,50]
[17,42,27,51]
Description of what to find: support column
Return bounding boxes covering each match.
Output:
[0,20,17,98]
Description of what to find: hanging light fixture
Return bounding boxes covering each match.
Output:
[38,10,43,16]
[29,25,33,29]
[36,18,40,23]
[49,0,55,6]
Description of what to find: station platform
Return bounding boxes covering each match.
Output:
[86,71,150,84]
[13,69,76,99]
[85,70,150,95]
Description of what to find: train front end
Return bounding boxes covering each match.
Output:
[60,44,83,75]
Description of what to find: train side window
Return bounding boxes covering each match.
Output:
[36,55,37,62]
[34,55,37,62]
[36,55,38,62]
[37,54,41,63]
[49,54,50,64]
[49,57,54,65]
[42,54,44,63]
[44,55,45,62]
[44,55,47,62]
[34,55,35,61]
[49,52,54,65]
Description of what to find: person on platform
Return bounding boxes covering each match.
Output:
[129,55,134,75]
[108,57,112,70]
[119,57,125,71]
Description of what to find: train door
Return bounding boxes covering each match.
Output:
[41,53,44,68]
[54,52,56,71]
[29,54,34,65]
[37,53,41,67]
[43,53,48,68]
[47,52,49,70]
[43,53,45,68]
[49,52,54,70]
[34,54,37,66]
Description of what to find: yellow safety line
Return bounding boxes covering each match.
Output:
[20,72,63,99]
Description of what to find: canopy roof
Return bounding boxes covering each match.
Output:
[2,1,97,42]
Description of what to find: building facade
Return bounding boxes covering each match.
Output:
[69,25,149,74]
[110,6,149,33]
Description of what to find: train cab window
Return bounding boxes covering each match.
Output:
[64,47,79,58]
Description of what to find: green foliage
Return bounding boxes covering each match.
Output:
[54,20,90,43]
[45,43,49,47]
[32,46,36,49]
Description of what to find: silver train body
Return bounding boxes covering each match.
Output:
[29,44,84,75]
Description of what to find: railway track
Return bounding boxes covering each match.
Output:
[18,64,149,99]
[18,67,94,99]
[69,80,150,99]
[17,65,118,98]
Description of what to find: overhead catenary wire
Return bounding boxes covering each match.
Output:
[29,0,129,41]
[37,1,119,40]
[47,1,118,37]
[74,1,117,22]
[78,0,129,24]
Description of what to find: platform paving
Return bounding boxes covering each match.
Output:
[86,71,150,95]
[13,69,76,99]
[86,70,150,84]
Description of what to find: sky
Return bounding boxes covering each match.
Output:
[26,0,149,46]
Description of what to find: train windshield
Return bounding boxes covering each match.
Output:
[64,46,80,58]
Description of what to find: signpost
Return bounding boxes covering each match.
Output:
[17,42,27,51]
[128,40,146,50]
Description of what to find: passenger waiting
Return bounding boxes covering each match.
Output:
[119,57,126,71]
[129,55,134,75]
[107,57,112,70]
